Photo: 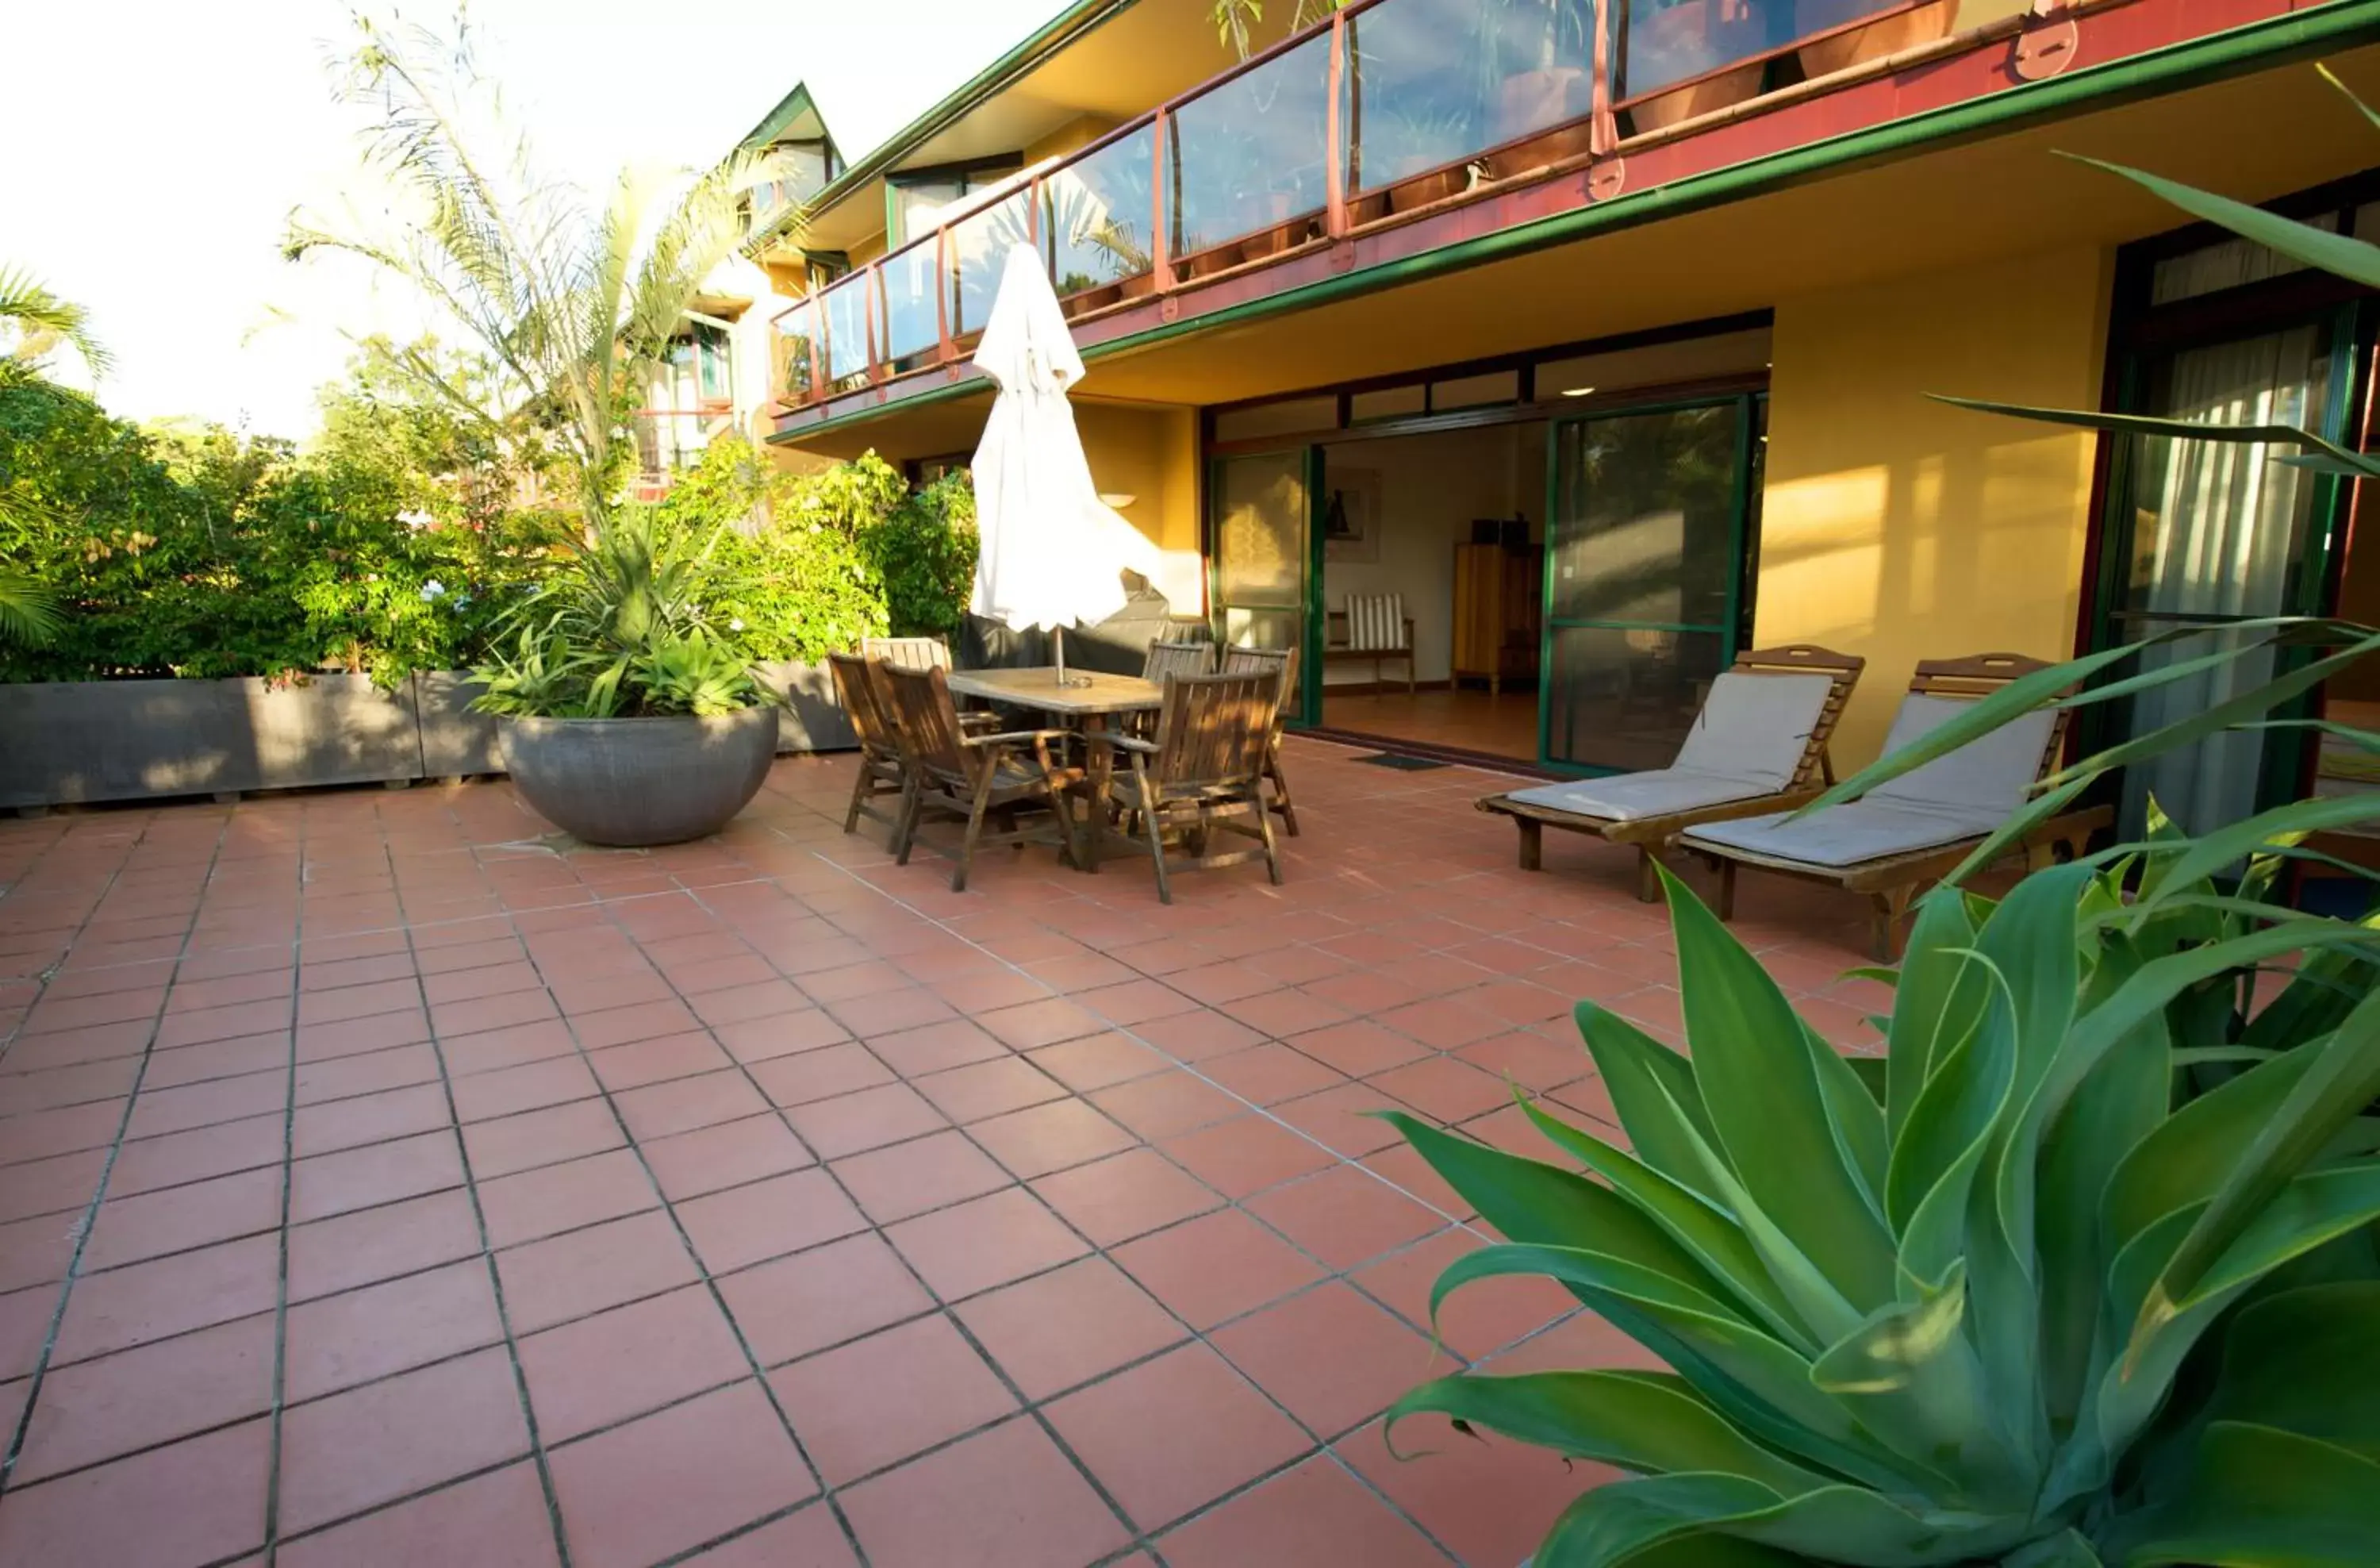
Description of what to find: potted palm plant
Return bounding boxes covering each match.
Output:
[285,15,812,845]
[469,511,778,846]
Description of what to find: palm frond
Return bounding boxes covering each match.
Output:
[286,13,815,536]
[0,266,113,379]
[0,569,63,648]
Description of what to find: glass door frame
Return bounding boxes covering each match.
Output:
[1534,391,1763,775]
[2082,294,2372,815]
[1203,444,1326,726]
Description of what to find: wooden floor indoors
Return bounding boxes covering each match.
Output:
[1315,687,1541,763]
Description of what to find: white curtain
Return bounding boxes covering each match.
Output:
[2119,325,2328,836]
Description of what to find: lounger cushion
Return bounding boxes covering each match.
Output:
[1683,800,2003,869]
[1672,671,1837,790]
[1682,694,2060,869]
[1504,768,1776,823]
[1868,695,2058,817]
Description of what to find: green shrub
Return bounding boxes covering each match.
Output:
[0,353,552,686]
[871,471,978,637]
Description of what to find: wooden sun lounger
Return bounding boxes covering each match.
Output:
[1476,644,1866,901]
[1683,652,2113,959]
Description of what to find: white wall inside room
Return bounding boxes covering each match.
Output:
[1319,423,1545,686]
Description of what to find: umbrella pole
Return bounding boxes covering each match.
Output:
[1054,625,1066,686]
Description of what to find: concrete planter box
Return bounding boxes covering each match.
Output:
[499,708,778,846]
[0,662,852,811]
[0,674,423,809]
[416,671,503,778]
[754,661,856,754]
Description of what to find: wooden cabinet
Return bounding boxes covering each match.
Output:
[1451,544,1541,694]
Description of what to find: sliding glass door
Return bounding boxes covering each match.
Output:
[1209,448,1322,720]
[1540,398,1756,773]
[2097,315,2354,836]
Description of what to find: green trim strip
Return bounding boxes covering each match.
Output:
[770,0,2380,447]
[785,0,1133,229]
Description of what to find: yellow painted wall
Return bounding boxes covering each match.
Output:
[1026,114,1122,166]
[1075,401,1205,612]
[1756,244,2113,767]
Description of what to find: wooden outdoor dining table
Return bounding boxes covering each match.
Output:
[942,666,1165,871]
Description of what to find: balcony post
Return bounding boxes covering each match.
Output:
[935,228,955,363]
[1326,11,1349,236]
[1151,107,1173,293]
[1590,0,1618,157]
[817,291,833,402]
[866,264,886,385]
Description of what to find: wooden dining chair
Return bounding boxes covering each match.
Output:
[1133,640,1215,738]
[862,636,950,671]
[826,651,906,838]
[1142,640,1215,683]
[1218,644,1299,836]
[1084,670,1284,904]
[877,663,1084,892]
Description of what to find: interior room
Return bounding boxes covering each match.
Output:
[1315,422,1547,762]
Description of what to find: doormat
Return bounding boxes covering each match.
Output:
[1357,752,1449,771]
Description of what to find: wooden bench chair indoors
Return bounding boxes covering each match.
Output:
[877,663,1084,891]
[1679,652,2113,959]
[1219,644,1300,836]
[1324,599,1417,694]
[1477,645,1866,899]
[1084,670,1285,903]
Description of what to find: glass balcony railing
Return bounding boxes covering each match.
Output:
[1346,0,1594,213]
[1168,25,1332,275]
[774,0,1977,409]
[880,236,942,370]
[1045,124,1159,305]
[949,192,1037,340]
[774,300,819,405]
[819,271,873,391]
[1614,0,1952,127]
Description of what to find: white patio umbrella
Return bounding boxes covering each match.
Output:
[969,243,1163,684]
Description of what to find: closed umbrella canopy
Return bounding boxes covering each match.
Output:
[969,244,1161,637]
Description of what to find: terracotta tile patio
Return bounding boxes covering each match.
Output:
[0,737,1887,1567]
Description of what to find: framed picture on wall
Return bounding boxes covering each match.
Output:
[1323,467,1383,563]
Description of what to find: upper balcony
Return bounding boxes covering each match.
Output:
[769,0,2364,428]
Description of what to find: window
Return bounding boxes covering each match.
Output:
[2150,212,2340,306]
[888,158,1023,247]
[664,322,733,409]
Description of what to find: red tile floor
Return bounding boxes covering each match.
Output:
[0,737,1888,1568]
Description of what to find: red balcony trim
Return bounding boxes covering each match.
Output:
[770,0,2365,440]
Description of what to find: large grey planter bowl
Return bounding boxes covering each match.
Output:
[498,707,779,847]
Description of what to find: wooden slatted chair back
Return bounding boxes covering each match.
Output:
[827,653,899,760]
[1152,672,1280,789]
[1219,642,1296,691]
[1219,644,1297,728]
[1730,644,1867,790]
[879,663,971,782]
[1910,651,2071,780]
[863,636,951,672]
[1142,640,1216,685]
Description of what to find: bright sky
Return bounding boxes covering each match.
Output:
[0,0,1060,437]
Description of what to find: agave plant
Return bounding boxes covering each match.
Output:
[1386,817,2380,1564]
